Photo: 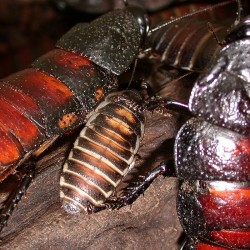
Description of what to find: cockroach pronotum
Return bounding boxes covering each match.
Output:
[101,10,250,250]
[0,4,151,231]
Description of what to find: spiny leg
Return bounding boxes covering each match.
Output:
[145,97,191,116]
[86,201,107,214]
[0,162,35,232]
[104,159,175,210]
[103,97,189,210]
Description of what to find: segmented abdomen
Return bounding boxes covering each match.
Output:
[60,90,145,214]
[0,48,117,182]
[151,18,230,72]
[149,0,239,72]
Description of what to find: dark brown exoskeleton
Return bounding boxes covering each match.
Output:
[0,5,150,231]
[102,13,250,250]
[144,0,244,72]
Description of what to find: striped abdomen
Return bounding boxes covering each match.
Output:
[151,17,232,72]
[60,90,145,214]
[148,0,239,72]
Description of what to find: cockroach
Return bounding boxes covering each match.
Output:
[144,0,243,72]
[59,86,188,214]
[176,14,250,249]
[102,9,250,250]
[0,4,151,231]
[60,89,146,214]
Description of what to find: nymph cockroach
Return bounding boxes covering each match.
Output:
[59,86,188,214]
[60,89,146,214]
[0,4,151,231]
[101,9,250,250]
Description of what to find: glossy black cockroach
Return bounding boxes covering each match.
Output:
[0,4,151,231]
[101,11,250,250]
[176,15,250,249]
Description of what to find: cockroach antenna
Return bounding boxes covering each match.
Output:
[147,0,238,36]
[235,0,243,25]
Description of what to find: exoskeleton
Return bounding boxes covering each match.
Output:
[146,0,244,72]
[60,90,146,213]
[176,15,250,249]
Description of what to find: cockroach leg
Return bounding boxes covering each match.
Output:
[104,160,175,210]
[0,162,35,231]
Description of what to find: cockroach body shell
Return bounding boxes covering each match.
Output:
[60,90,146,214]
[175,16,250,249]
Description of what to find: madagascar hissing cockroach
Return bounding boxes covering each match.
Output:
[60,90,146,214]
[143,0,243,72]
[0,4,151,231]
[174,14,250,250]
[59,86,188,214]
[101,10,250,250]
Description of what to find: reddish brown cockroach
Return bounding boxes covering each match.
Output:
[0,5,151,182]
[0,4,150,231]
